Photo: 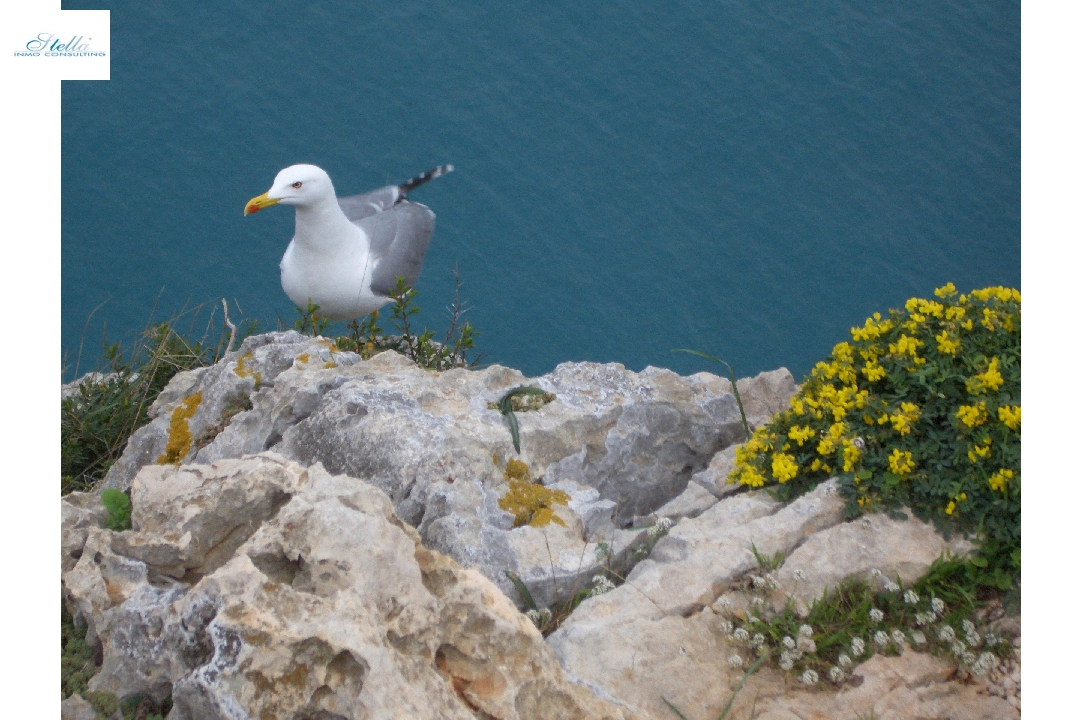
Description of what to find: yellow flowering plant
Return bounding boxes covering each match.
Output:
[727,284,1020,586]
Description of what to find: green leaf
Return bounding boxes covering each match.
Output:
[101,488,132,531]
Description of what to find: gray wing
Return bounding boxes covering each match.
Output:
[358,201,435,296]
[337,186,404,223]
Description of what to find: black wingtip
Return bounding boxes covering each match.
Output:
[399,164,455,195]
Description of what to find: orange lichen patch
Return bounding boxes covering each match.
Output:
[498,460,569,528]
[318,339,340,354]
[295,353,310,364]
[156,392,203,464]
[323,361,336,369]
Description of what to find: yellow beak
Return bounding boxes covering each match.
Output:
[244,191,279,216]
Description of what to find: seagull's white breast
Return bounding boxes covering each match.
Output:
[279,223,390,320]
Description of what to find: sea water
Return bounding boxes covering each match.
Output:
[61,0,1019,381]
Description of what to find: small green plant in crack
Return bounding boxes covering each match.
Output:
[717,554,1015,688]
[751,543,786,572]
[101,489,132,531]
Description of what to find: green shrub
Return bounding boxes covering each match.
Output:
[728,284,1020,585]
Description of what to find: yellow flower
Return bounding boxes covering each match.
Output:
[935,330,961,355]
[988,468,1014,492]
[945,305,966,321]
[968,436,993,463]
[945,492,967,516]
[790,397,805,415]
[851,313,894,342]
[771,453,799,483]
[888,448,915,475]
[967,357,1004,394]
[888,334,924,357]
[961,319,973,331]
[890,402,921,435]
[934,282,957,299]
[788,425,816,446]
[981,307,997,331]
[862,361,886,381]
[956,402,988,428]
[810,458,823,472]
[842,442,862,472]
[832,342,854,364]
[998,405,1021,430]
[817,437,836,456]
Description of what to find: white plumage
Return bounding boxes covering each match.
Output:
[245,163,452,320]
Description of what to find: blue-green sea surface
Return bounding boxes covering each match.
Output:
[62,1,1019,381]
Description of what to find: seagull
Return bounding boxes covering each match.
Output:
[244,163,453,320]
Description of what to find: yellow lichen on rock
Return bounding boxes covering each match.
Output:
[503,458,530,482]
[234,351,255,378]
[156,392,203,464]
[323,361,336,369]
[295,353,310,364]
[498,460,569,528]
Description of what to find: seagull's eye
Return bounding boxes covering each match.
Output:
[291,181,303,189]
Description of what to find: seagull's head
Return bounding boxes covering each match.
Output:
[244,164,334,216]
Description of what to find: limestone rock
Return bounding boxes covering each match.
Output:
[60,693,98,720]
[64,454,634,720]
[97,332,796,607]
[771,508,976,616]
[546,478,1013,720]
[62,491,109,573]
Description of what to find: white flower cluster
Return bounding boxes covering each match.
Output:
[851,637,866,656]
[837,653,853,668]
[971,651,998,676]
[891,629,906,646]
[799,624,814,638]
[588,575,616,597]
[873,630,890,647]
[733,627,750,643]
[868,607,884,623]
[903,589,920,604]
[751,573,780,591]
[829,665,846,683]
[910,631,926,645]
[884,580,901,593]
[728,654,744,668]
[931,597,945,614]
[718,619,734,634]
[801,669,819,685]
[914,611,935,626]
[782,635,796,650]
[647,517,673,538]
[962,619,982,647]
[750,633,765,648]
[938,625,956,643]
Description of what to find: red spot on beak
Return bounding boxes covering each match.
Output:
[247,205,258,214]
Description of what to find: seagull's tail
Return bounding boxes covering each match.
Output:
[399,164,454,195]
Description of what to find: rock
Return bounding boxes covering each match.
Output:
[770,508,975,616]
[62,491,109,573]
[64,454,634,720]
[689,444,744,498]
[546,477,1013,720]
[654,480,719,521]
[60,694,98,720]
[62,371,121,401]
[97,331,797,607]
